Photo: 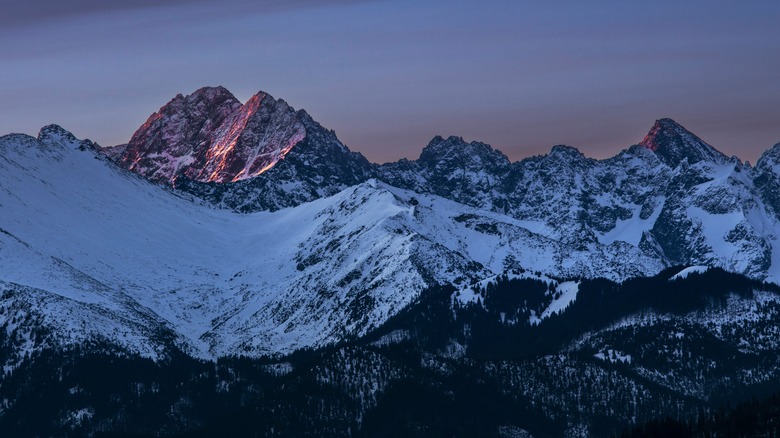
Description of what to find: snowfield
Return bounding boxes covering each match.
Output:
[3,121,780,363]
[670,266,710,280]
[0,127,650,360]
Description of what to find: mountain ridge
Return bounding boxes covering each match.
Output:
[2,87,780,364]
[106,87,754,175]
[41,87,780,288]
[4,87,780,436]
[0,118,777,363]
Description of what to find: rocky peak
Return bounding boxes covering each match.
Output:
[624,143,661,160]
[183,91,306,183]
[114,87,306,184]
[524,145,591,176]
[418,135,511,171]
[548,144,585,160]
[37,124,79,149]
[755,142,780,169]
[639,118,727,168]
[754,142,780,218]
[36,124,102,155]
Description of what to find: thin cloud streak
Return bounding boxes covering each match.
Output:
[0,0,372,28]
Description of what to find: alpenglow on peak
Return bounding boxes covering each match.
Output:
[639,118,728,167]
[115,86,306,184]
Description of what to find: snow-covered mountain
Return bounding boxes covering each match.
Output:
[380,119,779,282]
[0,126,487,362]
[108,88,780,284]
[0,124,667,365]
[114,86,303,184]
[111,86,373,212]
[3,86,780,368]
[6,87,780,436]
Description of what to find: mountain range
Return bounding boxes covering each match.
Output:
[110,86,780,282]
[2,86,780,436]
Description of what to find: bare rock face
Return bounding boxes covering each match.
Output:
[107,88,780,283]
[639,118,728,167]
[111,86,373,212]
[117,86,305,184]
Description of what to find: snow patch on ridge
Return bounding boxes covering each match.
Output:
[540,281,580,319]
[670,266,709,280]
[451,273,580,324]
[599,198,664,246]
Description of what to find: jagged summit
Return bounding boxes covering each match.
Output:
[186,85,236,101]
[548,144,586,160]
[38,124,76,142]
[154,87,374,212]
[756,142,780,166]
[188,90,305,183]
[639,118,728,167]
[111,85,740,192]
[5,102,780,377]
[115,87,305,184]
[418,135,510,167]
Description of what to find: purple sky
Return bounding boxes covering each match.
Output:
[1,0,779,164]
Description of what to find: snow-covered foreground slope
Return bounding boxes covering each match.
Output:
[0,126,654,361]
[3,123,780,364]
[0,127,473,359]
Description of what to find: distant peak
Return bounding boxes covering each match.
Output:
[640,118,685,152]
[418,135,510,169]
[37,124,80,149]
[419,136,471,160]
[639,118,727,167]
[189,85,236,100]
[755,142,780,169]
[550,144,582,154]
[424,135,465,147]
[547,144,585,161]
[420,135,490,156]
[118,86,307,184]
[38,124,75,141]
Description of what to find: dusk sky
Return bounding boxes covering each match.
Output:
[2,0,779,163]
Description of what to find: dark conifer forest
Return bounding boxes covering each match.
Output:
[2,269,780,437]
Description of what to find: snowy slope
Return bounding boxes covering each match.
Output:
[669,266,709,280]
[4,89,780,364]
[0,125,680,362]
[0,127,489,360]
[0,128,428,359]
[107,87,780,283]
